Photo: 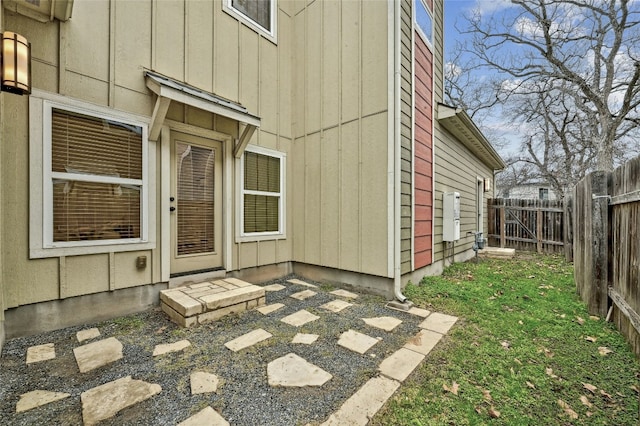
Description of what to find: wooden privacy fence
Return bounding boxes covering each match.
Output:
[487,198,570,255]
[574,155,640,357]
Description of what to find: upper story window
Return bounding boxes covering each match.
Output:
[224,0,277,43]
[415,0,433,47]
[539,188,549,200]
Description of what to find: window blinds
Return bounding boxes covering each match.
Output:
[51,109,142,242]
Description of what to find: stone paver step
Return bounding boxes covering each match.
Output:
[80,376,161,425]
[160,278,265,328]
[16,390,70,413]
[26,343,55,364]
[337,330,380,354]
[74,337,123,373]
[267,353,332,387]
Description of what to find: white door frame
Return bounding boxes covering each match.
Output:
[160,122,234,282]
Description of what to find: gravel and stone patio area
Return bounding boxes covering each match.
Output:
[0,275,457,425]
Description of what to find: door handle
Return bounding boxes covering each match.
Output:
[170,196,175,202]
[170,206,176,212]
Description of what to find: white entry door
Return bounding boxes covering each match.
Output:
[170,132,223,275]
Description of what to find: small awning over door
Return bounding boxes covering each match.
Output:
[144,70,260,158]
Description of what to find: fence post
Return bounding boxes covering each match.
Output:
[536,208,542,254]
[500,206,506,248]
[563,195,573,262]
[591,171,611,317]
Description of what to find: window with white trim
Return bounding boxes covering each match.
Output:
[239,146,285,239]
[30,98,150,256]
[415,0,433,47]
[223,0,277,43]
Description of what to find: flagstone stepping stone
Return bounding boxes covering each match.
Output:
[321,376,399,425]
[263,284,286,292]
[178,406,230,426]
[257,303,285,315]
[292,333,319,344]
[80,376,161,425]
[280,310,320,327]
[419,312,458,334]
[77,328,101,343]
[330,289,359,299]
[378,347,425,382]
[408,307,431,318]
[26,343,55,364]
[16,390,70,413]
[290,289,317,300]
[337,329,380,354]
[362,316,402,332]
[287,278,317,288]
[152,339,191,356]
[404,329,443,355]
[267,353,332,387]
[225,329,272,352]
[190,372,220,395]
[74,337,123,373]
[320,299,353,313]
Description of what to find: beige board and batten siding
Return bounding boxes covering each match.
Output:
[2,1,294,309]
[400,0,413,275]
[290,0,391,278]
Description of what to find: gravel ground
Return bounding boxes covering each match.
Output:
[0,275,425,425]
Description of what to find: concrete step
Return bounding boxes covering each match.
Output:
[160,278,265,327]
[478,247,516,259]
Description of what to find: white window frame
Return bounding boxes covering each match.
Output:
[223,0,277,44]
[29,90,155,258]
[414,0,434,50]
[237,144,286,242]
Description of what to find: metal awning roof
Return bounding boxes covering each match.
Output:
[144,70,260,158]
[437,103,506,170]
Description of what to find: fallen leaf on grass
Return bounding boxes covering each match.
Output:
[631,385,639,394]
[600,389,613,399]
[576,316,585,325]
[526,381,536,389]
[598,346,613,356]
[580,395,593,408]
[528,275,536,279]
[589,315,600,321]
[475,406,483,415]
[558,399,579,419]
[488,407,501,418]
[585,336,597,342]
[514,358,522,365]
[501,341,511,350]
[546,368,558,378]
[542,347,554,358]
[443,381,459,395]
[518,320,524,325]
[586,411,593,417]
[481,388,492,402]
[583,383,597,393]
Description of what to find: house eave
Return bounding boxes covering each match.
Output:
[436,103,506,171]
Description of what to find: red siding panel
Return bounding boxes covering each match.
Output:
[413,30,434,270]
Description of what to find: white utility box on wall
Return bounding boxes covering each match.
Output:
[443,192,460,241]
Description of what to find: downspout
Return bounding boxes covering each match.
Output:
[393,0,407,303]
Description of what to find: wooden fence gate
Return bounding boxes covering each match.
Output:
[487,198,568,255]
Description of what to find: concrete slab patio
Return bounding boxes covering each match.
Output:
[0,275,458,425]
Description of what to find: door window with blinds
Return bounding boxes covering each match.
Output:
[240,146,285,239]
[46,104,147,246]
[176,142,216,255]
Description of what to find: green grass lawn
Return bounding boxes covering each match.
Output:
[372,254,640,425]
